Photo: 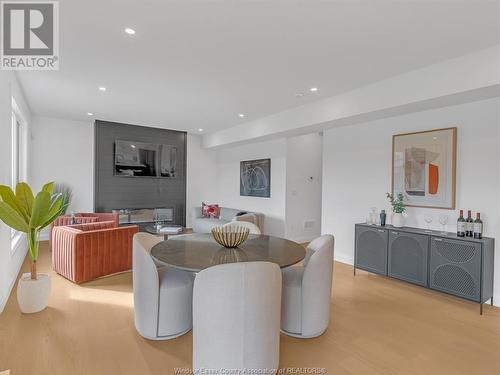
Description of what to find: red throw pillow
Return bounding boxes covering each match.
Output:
[202,202,220,218]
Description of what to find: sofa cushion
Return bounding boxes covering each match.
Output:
[192,218,230,233]
[202,202,220,218]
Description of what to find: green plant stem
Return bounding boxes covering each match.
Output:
[27,229,39,280]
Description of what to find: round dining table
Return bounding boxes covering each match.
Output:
[150,233,306,272]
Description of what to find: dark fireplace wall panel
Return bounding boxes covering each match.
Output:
[94,120,187,226]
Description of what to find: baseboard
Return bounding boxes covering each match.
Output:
[38,232,49,241]
[493,293,500,308]
[334,253,354,266]
[0,237,27,313]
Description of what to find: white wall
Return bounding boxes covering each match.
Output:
[0,71,32,312]
[30,116,94,214]
[213,139,287,237]
[322,98,500,305]
[186,134,217,227]
[285,133,323,242]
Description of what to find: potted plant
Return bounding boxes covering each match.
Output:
[386,192,406,228]
[0,182,66,313]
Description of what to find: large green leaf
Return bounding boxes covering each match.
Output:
[16,183,34,215]
[0,185,29,221]
[29,191,51,229]
[0,201,30,233]
[39,197,64,229]
[42,182,54,195]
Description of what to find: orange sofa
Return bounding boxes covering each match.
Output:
[49,212,120,251]
[52,221,139,284]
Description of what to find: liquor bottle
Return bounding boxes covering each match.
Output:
[474,213,483,239]
[457,210,465,237]
[380,210,386,226]
[465,210,473,237]
[70,211,76,225]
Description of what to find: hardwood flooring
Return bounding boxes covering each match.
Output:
[0,241,499,375]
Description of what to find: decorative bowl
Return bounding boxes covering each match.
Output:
[211,226,250,248]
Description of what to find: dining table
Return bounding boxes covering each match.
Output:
[150,233,306,272]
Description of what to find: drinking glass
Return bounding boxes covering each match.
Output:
[424,214,433,232]
[439,215,449,235]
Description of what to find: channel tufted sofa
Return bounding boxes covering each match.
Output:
[52,221,138,284]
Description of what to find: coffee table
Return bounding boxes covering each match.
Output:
[144,224,185,240]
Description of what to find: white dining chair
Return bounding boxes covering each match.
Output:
[281,234,334,338]
[223,221,262,234]
[132,232,193,340]
[193,262,282,373]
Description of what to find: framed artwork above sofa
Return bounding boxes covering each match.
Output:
[240,158,271,198]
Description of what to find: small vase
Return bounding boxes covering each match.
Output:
[17,273,51,313]
[392,213,404,228]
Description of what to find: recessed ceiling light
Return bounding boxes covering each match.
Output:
[131,144,136,149]
[238,113,245,118]
[98,86,106,92]
[87,112,94,116]
[198,128,204,132]
[310,87,318,92]
[124,28,136,35]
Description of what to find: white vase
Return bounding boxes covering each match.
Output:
[17,273,51,313]
[392,213,404,228]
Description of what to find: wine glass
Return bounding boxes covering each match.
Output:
[424,214,433,232]
[439,215,449,235]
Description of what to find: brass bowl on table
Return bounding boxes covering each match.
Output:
[211,226,250,248]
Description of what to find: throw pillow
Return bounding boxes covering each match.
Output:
[202,202,220,218]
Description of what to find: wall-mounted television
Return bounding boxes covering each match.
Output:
[114,140,178,178]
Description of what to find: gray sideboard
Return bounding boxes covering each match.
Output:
[354,223,495,314]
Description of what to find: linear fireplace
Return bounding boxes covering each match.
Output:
[113,207,174,225]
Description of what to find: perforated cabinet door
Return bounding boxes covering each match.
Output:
[429,237,482,302]
[388,231,429,286]
[355,226,388,275]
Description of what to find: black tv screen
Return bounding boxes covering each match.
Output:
[114,140,178,178]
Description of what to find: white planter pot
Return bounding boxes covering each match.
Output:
[392,213,405,228]
[17,273,51,313]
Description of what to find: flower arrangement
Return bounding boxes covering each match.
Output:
[386,192,406,214]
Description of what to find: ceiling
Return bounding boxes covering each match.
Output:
[17,0,500,134]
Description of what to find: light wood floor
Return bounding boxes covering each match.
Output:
[1,242,499,375]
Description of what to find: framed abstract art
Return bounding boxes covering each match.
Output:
[392,127,457,209]
[240,158,271,198]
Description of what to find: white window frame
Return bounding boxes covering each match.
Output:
[10,98,28,255]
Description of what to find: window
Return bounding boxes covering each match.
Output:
[10,98,27,251]
[11,112,21,188]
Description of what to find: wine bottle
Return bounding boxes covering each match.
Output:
[474,213,483,239]
[457,210,465,237]
[466,210,473,237]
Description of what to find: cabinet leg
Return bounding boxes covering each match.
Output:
[353,266,356,276]
[480,303,483,315]
[491,297,494,306]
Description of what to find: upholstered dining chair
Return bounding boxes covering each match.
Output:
[281,234,334,338]
[223,221,262,234]
[193,262,282,373]
[132,233,193,340]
